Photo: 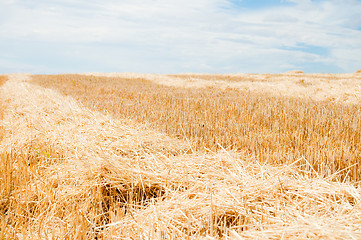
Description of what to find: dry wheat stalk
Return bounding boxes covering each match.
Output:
[1,73,361,239]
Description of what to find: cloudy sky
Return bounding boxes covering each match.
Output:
[1,0,361,74]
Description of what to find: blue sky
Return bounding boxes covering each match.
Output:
[1,0,361,74]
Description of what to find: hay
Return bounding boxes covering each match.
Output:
[355,69,361,74]
[101,151,361,239]
[1,73,361,238]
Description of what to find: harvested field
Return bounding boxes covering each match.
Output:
[1,73,361,239]
[34,74,361,181]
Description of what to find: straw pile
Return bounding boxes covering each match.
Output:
[1,74,361,239]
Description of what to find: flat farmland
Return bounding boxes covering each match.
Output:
[1,73,361,239]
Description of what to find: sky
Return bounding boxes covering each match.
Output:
[1,0,361,74]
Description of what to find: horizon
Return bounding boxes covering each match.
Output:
[1,0,361,74]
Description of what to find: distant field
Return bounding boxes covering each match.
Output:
[86,72,361,104]
[1,73,361,239]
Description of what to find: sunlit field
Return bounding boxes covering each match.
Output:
[34,74,361,181]
[1,73,361,239]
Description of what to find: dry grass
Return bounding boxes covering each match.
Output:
[3,144,361,239]
[2,73,361,239]
[106,157,361,239]
[33,74,361,182]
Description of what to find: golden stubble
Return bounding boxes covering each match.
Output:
[2,73,361,239]
[34,74,361,182]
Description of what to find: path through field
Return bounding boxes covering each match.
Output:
[0,73,190,238]
[1,74,186,157]
[2,73,361,239]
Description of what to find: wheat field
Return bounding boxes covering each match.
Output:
[34,74,361,181]
[1,73,361,239]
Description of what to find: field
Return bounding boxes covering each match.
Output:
[1,72,361,239]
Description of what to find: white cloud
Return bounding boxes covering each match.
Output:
[0,0,361,73]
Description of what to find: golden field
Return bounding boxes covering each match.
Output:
[34,74,361,181]
[1,73,361,239]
